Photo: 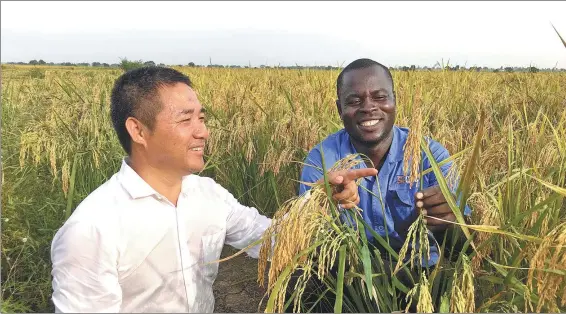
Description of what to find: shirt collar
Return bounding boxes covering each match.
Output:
[116,158,197,200]
[117,158,158,199]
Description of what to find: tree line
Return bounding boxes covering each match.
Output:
[3,58,565,73]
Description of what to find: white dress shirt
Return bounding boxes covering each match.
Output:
[51,159,272,313]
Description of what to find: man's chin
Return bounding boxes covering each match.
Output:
[187,163,205,174]
[352,128,393,146]
[353,134,384,146]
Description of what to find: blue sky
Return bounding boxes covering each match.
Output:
[2,1,565,68]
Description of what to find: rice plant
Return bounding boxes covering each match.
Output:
[1,64,565,312]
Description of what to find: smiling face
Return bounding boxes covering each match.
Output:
[336,65,396,148]
[141,82,209,176]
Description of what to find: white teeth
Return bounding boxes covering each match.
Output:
[360,120,380,127]
[190,147,203,151]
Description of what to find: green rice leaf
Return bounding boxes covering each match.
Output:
[526,174,566,196]
[334,244,347,314]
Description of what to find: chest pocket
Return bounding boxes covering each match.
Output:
[388,181,418,231]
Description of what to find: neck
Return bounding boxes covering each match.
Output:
[127,154,183,206]
[351,131,393,171]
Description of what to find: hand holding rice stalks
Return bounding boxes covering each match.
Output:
[257,154,369,313]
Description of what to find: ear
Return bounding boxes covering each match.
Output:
[125,117,149,149]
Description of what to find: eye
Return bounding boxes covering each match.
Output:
[373,95,387,101]
[347,99,361,106]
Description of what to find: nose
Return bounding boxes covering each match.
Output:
[360,96,380,113]
[194,123,209,140]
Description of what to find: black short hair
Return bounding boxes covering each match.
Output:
[336,58,394,99]
[110,66,192,154]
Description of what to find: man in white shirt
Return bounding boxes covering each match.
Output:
[50,66,377,313]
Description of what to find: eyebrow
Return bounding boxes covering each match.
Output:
[177,108,207,116]
[345,93,360,98]
[345,89,389,99]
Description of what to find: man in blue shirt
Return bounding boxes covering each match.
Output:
[296,58,471,311]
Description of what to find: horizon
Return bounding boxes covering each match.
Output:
[2,59,564,71]
[2,1,566,69]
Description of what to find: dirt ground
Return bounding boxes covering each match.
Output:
[213,246,268,313]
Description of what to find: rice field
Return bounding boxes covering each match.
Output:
[1,64,565,312]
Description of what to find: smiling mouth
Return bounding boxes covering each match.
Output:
[190,147,204,152]
[358,119,381,127]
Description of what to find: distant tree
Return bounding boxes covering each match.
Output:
[188,62,195,67]
[29,60,38,65]
[38,59,46,65]
[528,66,539,73]
[92,62,102,67]
[504,67,514,73]
[144,61,156,67]
[119,58,144,71]
[102,63,110,67]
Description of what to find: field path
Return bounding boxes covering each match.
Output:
[213,246,268,313]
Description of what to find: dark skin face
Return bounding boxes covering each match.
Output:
[336,66,396,170]
[336,65,455,232]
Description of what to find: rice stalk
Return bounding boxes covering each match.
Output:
[405,271,434,313]
[450,255,475,313]
[527,221,566,312]
[257,154,365,312]
[2,64,566,313]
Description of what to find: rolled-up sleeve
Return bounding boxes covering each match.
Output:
[51,221,122,313]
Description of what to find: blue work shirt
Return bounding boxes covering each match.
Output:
[298,126,471,267]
